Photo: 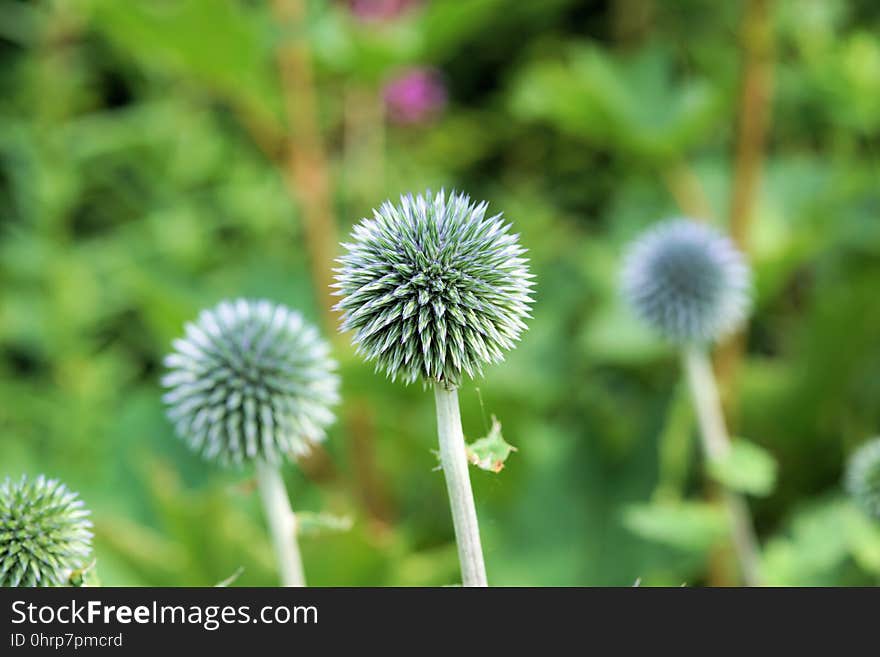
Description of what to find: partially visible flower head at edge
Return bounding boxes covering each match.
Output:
[347,0,419,23]
[334,190,534,388]
[621,219,752,346]
[0,475,93,587]
[846,438,880,521]
[162,299,339,467]
[384,67,447,125]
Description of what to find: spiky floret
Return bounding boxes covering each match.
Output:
[846,438,880,521]
[621,219,751,345]
[334,190,534,387]
[0,475,93,587]
[162,299,339,466]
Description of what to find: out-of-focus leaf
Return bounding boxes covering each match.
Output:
[296,512,354,538]
[310,6,420,78]
[419,0,507,60]
[707,440,778,497]
[509,43,726,162]
[466,416,517,473]
[581,300,669,364]
[90,0,280,125]
[763,497,880,585]
[95,514,190,579]
[622,501,727,552]
[762,498,855,586]
[843,505,880,575]
[0,0,43,46]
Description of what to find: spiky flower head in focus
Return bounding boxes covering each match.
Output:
[846,438,880,521]
[0,475,93,587]
[162,299,339,466]
[334,190,534,387]
[621,219,751,345]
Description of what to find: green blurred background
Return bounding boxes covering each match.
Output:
[2,0,880,586]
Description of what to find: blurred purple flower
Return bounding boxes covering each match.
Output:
[347,0,418,23]
[383,68,447,125]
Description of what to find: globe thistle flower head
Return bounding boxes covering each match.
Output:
[334,190,534,387]
[846,438,880,520]
[0,475,93,587]
[162,299,339,466]
[621,219,751,345]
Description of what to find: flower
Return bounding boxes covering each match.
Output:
[162,299,339,466]
[347,0,417,23]
[334,190,534,386]
[0,475,93,587]
[383,68,447,124]
[846,438,880,520]
[621,219,751,345]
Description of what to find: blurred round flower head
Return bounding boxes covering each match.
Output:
[162,299,339,466]
[334,190,534,387]
[383,67,447,124]
[621,219,751,345]
[0,475,93,587]
[846,438,880,520]
[347,0,417,23]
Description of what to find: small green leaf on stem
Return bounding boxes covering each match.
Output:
[708,439,777,496]
[466,416,517,473]
[623,501,727,552]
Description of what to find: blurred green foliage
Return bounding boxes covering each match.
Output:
[2,0,880,586]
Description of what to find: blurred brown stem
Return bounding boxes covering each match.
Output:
[269,1,394,531]
[714,0,774,410]
[271,0,339,334]
[347,402,395,527]
[662,161,714,220]
[727,0,774,253]
[707,0,774,587]
[344,82,386,206]
[613,0,654,46]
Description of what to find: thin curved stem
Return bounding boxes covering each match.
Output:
[433,385,488,587]
[682,346,762,586]
[255,460,306,587]
[715,0,775,409]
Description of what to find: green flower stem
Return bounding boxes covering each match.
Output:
[255,460,306,587]
[682,345,762,586]
[434,384,488,587]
